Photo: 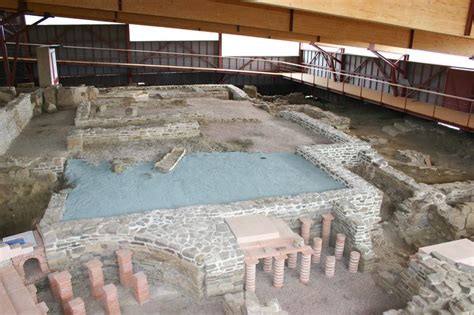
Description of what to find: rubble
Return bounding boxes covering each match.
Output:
[243,85,257,98]
[154,147,186,173]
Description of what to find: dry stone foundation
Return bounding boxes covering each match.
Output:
[384,253,474,314]
[67,122,201,152]
[0,94,34,155]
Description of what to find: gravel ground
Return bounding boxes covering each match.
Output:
[255,248,405,315]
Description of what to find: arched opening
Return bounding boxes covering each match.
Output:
[23,258,42,283]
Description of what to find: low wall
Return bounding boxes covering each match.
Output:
[0,94,34,155]
[74,101,204,128]
[0,157,66,176]
[67,122,201,152]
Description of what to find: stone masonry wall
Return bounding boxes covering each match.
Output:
[352,154,472,246]
[74,101,204,128]
[0,94,34,155]
[0,156,66,176]
[67,122,201,152]
[384,253,474,314]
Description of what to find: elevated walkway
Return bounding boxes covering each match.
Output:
[282,73,474,131]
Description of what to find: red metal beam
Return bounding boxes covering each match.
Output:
[0,24,11,85]
[310,43,344,81]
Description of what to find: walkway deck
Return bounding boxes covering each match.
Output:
[282,73,474,131]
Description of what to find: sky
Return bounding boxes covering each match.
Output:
[25,15,473,68]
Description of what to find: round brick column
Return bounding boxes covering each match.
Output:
[263,257,273,273]
[312,237,323,264]
[287,252,297,269]
[325,255,336,277]
[273,254,287,288]
[334,233,346,260]
[349,251,361,273]
[244,258,259,292]
[299,217,314,245]
[299,249,312,284]
[321,213,334,248]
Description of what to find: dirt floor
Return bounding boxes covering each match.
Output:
[36,277,224,315]
[5,109,75,158]
[255,248,404,315]
[0,170,57,238]
[34,247,402,315]
[315,99,474,184]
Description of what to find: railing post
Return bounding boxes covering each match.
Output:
[359,78,363,98]
[467,100,473,127]
[379,85,383,104]
[404,91,408,111]
[326,75,329,90]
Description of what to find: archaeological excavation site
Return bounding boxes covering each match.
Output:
[0,2,473,315]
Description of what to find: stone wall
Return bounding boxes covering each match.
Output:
[74,101,204,128]
[384,253,474,314]
[67,122,201,152]
[0,94,34,155]
[351,155,473,246]
[432,181,474,205]
[0,156,66,176]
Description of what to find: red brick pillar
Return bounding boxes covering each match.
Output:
[349,251,361,273]
[48,271,59,300]
[101,284,121,315]
[244,258,259,292]
[273,254,287,289]
[299,217,313,245]
[325,255,336,277]
[27,284,38,303]
[287,252,297,269]
[51,271,74,313]
[334,233,346,260]
[36,302,49,315]
[116,249,133,288]
[85,259,105,299]
[311,237,322,264]
[65,297,86,315]
[321,213,334,248]
[263,256,273,273]
[132,272,150,305]
[299,249,312,284]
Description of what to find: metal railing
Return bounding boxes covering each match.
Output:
[4,41,474,130]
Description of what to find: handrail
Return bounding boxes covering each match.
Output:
[5,41,474,104]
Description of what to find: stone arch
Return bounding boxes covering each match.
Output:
[12,247,51,284]
[22,258,42,283]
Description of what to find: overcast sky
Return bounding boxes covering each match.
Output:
[25,15,473,68]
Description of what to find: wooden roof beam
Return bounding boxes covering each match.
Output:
[1,0,473,57]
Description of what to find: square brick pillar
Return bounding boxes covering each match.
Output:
[101,284,121,315]
[132,272,150,305]
[85,259,105,299]
[116,249,133,288]
[36,302,49,315]
[321,213,334,248]
[51,271,74,313]
[47,271,60,300]
[65,297,86,315]
[27,284,38,303]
